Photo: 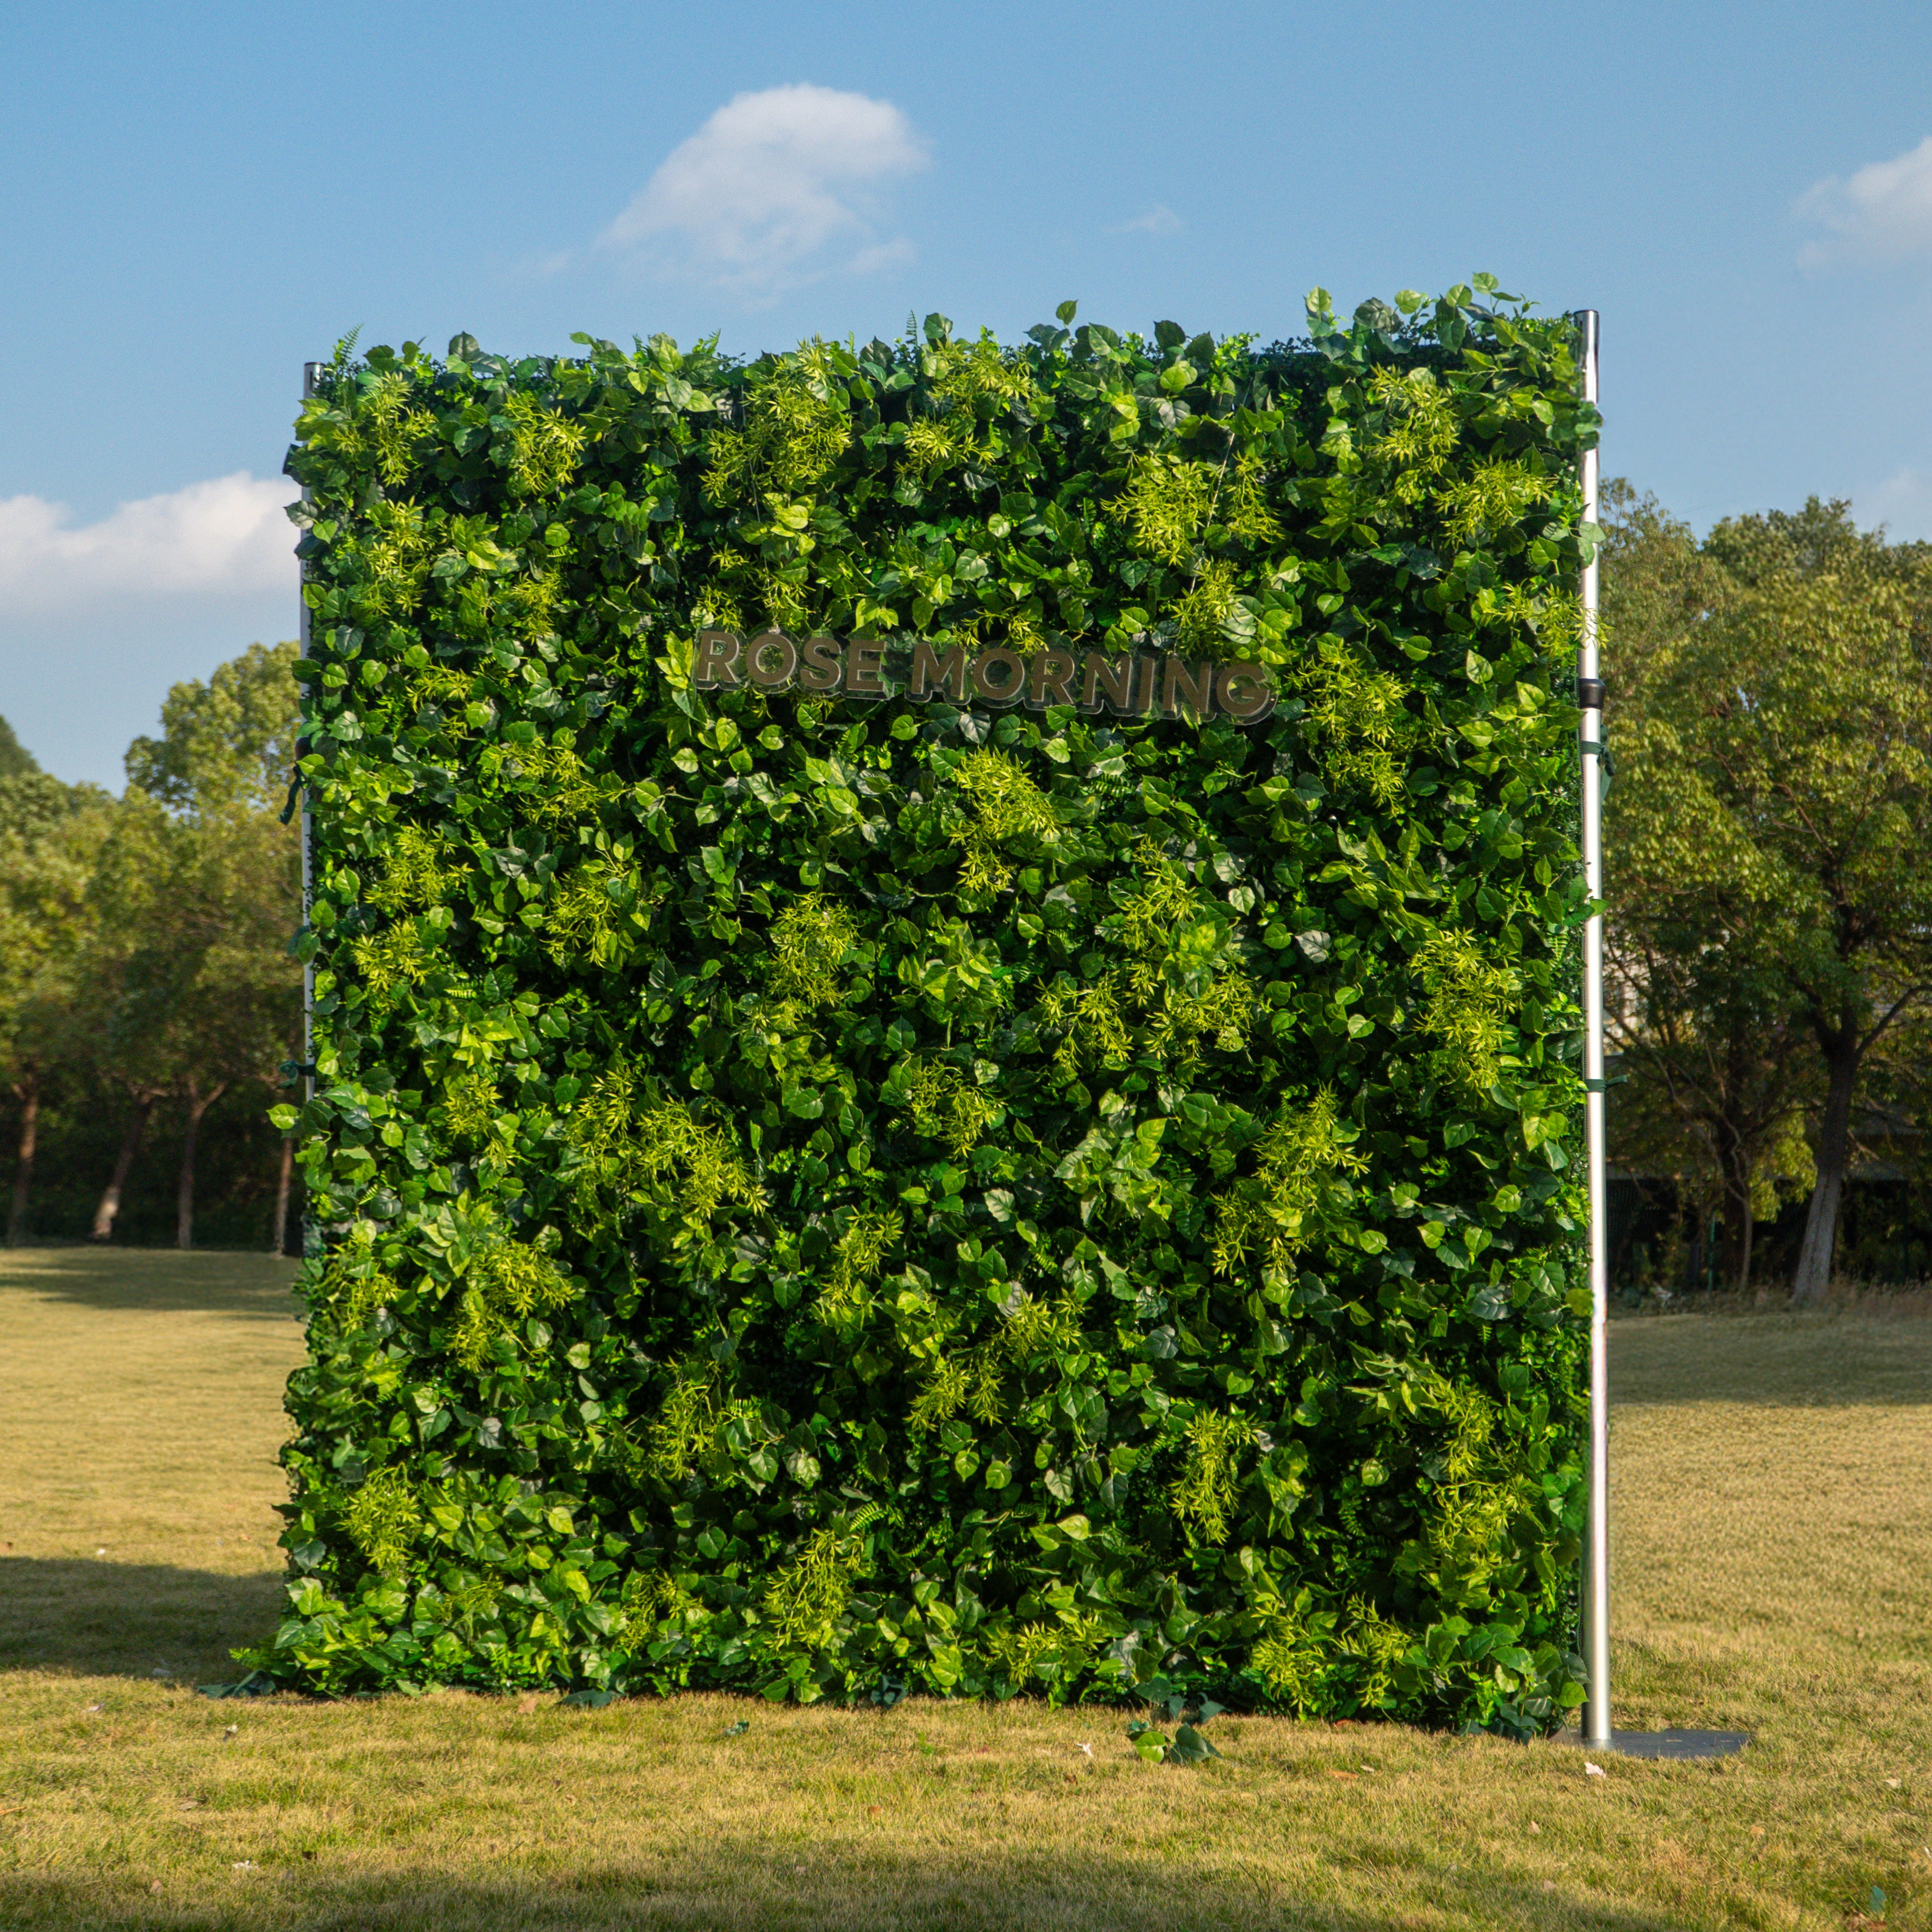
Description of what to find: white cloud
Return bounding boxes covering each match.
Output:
[1109,205,1182,237]
[1854,466,1932,542]
[1795,135,1932,266]
[0,473,293,619]
[604,84,927,297]
[845,237,917,277]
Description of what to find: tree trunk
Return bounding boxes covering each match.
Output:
[271,1134,294,1257]
[8,1072,40,1247]
[91,1095,154,1242]
[1791,1016,1860,1305]
[175,1080,226,1252]
[1715,1116,1753,1293]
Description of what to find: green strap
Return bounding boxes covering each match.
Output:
[1580,738,1614,797]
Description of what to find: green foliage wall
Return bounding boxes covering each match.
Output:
[260,282,1597,1734]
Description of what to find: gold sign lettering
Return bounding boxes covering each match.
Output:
[690,631,1273,723]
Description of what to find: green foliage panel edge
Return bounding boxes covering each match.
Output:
[257,283,1596,1735]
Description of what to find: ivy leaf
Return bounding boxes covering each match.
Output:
[1168,1723,1222,1765]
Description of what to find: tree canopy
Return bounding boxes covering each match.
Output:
[0,714,40,780]
[0,646,302,1248]
[125,641,303,817]
[1605,490,1932,1296]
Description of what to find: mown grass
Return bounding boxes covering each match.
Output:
[1,1247,1927,1931]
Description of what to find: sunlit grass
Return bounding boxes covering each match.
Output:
[2,1249,1927,1930]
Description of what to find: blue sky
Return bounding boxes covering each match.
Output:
[4,0,1929,787]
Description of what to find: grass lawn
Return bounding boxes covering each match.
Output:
[1,1248,1927,1931]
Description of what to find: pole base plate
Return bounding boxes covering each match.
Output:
[1574,1728,1750,1760]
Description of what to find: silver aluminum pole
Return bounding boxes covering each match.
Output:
[1574,311,1611,1747]
[299,361,322,1114]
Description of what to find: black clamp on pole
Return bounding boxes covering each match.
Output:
[1576,676,1606,711]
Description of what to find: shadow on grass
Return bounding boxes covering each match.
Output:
[1611,1312,1932,1409]
[0,1854,1699,1932]
[0,1247,303,1320]
[0,1557,284,1682]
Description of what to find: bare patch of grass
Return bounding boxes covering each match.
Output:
[2,1249,1928,1930]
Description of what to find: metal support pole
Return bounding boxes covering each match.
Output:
[299,362,322,1115]
[1574,310,1611,1747]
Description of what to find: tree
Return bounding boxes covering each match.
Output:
[162,808,302,1248]
[125,641,303,816]
[1604,931,1816,1292]
[79,796,198,1241]
[112,642,304,1247]
[1603,488,1815,1288]
[0,714,40,780]
[1606,493,1932,1300]
[0,771,111,1243]
[1703,505,1932,1299]
[76,643,304,1246]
